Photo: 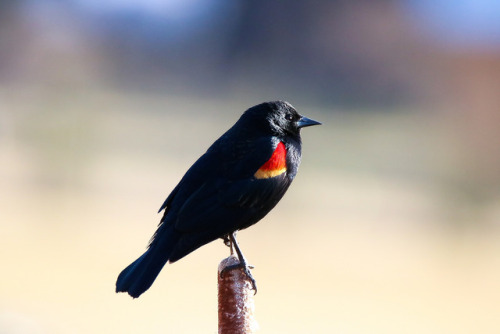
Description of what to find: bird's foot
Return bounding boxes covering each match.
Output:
[220,261,258,294]
[223,235,231,248]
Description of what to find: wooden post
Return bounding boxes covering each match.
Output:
[218,255,258,334]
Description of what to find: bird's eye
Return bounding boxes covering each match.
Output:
[285,113,294,121]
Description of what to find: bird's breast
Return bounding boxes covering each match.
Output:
[254,141,287,179]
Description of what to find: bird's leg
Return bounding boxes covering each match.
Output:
[222,234,233,255]
[229,233,254,269]
[220,232,257,293]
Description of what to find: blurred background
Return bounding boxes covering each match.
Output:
[1,1,500,333]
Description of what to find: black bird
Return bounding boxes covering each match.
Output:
[116,101,321,298]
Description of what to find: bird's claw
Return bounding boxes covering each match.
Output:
[242,265,258,294]
[220,261,258,294]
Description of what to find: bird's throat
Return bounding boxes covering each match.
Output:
[254,142,287,179]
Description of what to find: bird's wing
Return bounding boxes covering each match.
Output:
[165,174,290,262]
[157,183,180,214]
[174,172,290,234]
[158,134,274,212]
[156,135,285,233]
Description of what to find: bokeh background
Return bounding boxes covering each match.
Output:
[2,1,500,333]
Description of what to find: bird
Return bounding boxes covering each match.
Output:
[116,101,321,298]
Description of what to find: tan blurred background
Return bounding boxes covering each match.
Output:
[1,1,500,333]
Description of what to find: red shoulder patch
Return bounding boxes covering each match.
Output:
[254,142,287,179]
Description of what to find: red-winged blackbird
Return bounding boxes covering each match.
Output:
[116,101,321,298]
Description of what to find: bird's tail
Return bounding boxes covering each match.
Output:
[116,227,179,298]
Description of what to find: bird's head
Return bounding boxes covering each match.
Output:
[242,101,321,139]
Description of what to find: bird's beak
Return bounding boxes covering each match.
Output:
[297,116,322,128]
